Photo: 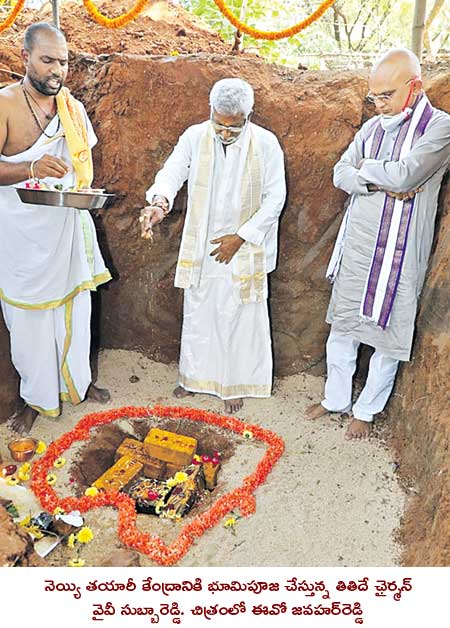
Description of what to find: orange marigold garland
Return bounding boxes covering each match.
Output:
[82,0,148,29]
[212,0,337,41]
[31,405,284,566]
[0,0,25,35]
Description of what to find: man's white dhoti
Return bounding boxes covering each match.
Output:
[1,291,91,416]
[0,102,111,416]
[147,120,286,401]
[179,276,272,399]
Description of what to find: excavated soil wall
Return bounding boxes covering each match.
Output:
[72,54,368,372]
[0,51,448,565]
[388,173,450,566]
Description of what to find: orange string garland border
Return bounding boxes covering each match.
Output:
[30,405,285,566]
[0,0,25,35]
[212,0,337,41]
[82,0,148,29]
[1,0,336,37]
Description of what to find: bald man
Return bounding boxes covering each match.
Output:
[306,48,450,440]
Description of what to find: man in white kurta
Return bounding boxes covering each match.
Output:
[307,49,450,440]
[141,78,286,413]
[0,23,111,433]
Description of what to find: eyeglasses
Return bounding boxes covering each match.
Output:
[366,78,416,105]
[210,115,248,134]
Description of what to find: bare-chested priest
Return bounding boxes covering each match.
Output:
[0,23,112,434]
[306,48,450,440]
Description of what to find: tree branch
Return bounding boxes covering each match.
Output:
[423,0,446,54]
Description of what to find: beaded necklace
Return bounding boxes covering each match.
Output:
[21,82,60,138]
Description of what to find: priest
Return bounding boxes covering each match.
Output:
[0,23,111,434]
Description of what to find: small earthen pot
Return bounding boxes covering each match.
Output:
[8,437,38,463]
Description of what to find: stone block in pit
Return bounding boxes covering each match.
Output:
[144,428,197,466]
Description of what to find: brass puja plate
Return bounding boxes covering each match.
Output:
[15,187,115,210]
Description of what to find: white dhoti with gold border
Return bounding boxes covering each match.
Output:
[178,276,272,400]
[1,290,91,416]
[0,104,111,416]
[146,120,286,402]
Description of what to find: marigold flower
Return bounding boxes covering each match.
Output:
[53,457,66,469]
[173,471,188,484]
[84,486,99,497]
[224,517,237,528]
[36,441,47,454]
[77,526,94,544]
[19,462,31,474]
[68,558,85,567]
[46,473,57,485]
[0,0,25,36]
[30,404,285,566]
[82,0,148,29]
[26,525,43,539]
[53,506,65,516]
[211,0,337,41]
[19,515,31,527]
[17,470,30,482]
[67,533,77,548]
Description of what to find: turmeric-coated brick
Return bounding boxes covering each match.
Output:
[144,428,197,466]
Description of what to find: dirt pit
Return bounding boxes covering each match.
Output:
[70,419,237,492]
[42,411,266,567]
[0,349,406,568]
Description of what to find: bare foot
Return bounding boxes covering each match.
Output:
[86,384,111,404]
[173,386,195,399]
[305,402,330,420]
[224,398,243,414]
[345,418,372,441]
[9,405,39,435]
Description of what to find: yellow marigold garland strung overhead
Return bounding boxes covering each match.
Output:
[0,0,25,34]
[82,0,148,29]
[212,0,337,40]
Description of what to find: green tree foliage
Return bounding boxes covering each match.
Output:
[180,0,450,68]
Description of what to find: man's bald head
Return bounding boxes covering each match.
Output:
[23,22,66,53]
[368,48,423,116]
[371,48,421,83]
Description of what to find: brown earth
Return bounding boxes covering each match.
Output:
[388,172,450,566]
[68,55,368,373]
[0,0,231,71]
[0,316,18,420]
[70,417,237,492]
[0,504,45,566]
[0,357,407,568]
[0,10,448,566]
